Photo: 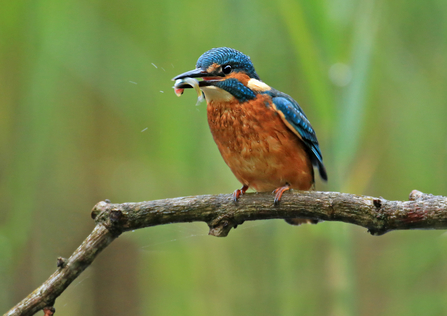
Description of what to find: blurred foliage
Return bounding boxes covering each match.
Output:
[1,0,447,315]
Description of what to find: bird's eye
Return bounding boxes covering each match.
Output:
[222,64,232,74]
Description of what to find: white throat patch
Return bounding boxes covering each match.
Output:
[201,85,234,102]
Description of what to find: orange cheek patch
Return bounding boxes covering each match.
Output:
[226,72,251,85]
[206,63,220,73]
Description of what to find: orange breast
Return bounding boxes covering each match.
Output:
[207,94,314,192]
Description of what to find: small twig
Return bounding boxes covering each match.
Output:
[5,190,447,316]
[5,225,117,316]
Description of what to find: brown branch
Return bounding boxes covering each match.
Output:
[4,225,117,316]
[5,190,447,316]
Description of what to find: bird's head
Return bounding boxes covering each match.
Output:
[173,47,270,102]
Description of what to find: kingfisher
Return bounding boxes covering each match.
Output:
[173,47,327,223]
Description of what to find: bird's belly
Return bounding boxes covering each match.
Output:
[207,96,313,192]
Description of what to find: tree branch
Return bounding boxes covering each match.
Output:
[5,190,447,316]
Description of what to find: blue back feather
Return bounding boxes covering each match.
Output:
[268,90,327,181]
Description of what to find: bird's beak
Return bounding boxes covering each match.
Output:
[172,68,210,81]
[172,68,223,90]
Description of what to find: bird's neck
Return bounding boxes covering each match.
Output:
[201,85,234,103]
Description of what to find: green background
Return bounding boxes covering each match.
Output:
[2,0,447,315]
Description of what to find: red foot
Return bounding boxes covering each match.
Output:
[232,185,249,202]
[273,184,291,205]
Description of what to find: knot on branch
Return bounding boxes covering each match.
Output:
[409,190,435,201]
[91,201,125,237]
[207,214,245,237]
[56,257,66,269]
[367,227,388,236]
[373,198,383,209]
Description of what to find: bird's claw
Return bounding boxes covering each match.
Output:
[232,185,249,203]
[232,189,243,202]
[273,184,291,205]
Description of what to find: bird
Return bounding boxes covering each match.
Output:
[173,47,327,224]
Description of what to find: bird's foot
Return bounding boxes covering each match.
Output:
[232,185,249,203]
[273,184,291,205]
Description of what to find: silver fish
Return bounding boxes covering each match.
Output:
[173,78,204,105]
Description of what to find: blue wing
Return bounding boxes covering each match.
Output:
[268,90,327,181]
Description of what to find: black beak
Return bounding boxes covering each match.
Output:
[172,68,210,81]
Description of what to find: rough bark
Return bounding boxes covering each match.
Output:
[5,190,447,316]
